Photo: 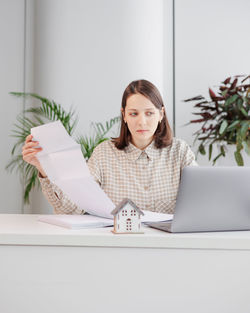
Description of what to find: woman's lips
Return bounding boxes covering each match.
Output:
[136,130,148,133]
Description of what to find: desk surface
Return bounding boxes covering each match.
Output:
[0,214,250,250]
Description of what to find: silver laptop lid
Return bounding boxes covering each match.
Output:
[171,166,250,233]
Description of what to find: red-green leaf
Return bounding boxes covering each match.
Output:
[190,118,206,123]
[240,107,248,117]
[242,75,250,83]
[243,140,250,156]
[219,120,228,134]
[240,121,249,138]
[209,88,217,100]
[220,145,225,157]
[183,95,205,102]
[208,144,213,160]
[194,101,209,107]
[223,77,231,85]
[221,89,228,97]
[234,151,244,166]
[230,78,238,90]
[225,94,238,106]
[199,144,206,155]
[227,120,240,131]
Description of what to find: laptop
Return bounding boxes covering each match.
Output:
[146,166,250,233]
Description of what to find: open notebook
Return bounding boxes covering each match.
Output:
[38,211,173,230]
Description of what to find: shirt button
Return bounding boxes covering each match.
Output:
[144,186,149,191]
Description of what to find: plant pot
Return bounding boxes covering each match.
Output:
[216,144,250,166]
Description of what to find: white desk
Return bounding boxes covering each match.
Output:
[0,214,250,313]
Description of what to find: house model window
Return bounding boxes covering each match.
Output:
[111,198,144,234]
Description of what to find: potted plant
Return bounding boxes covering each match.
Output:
[6,92,120,202]
[184,75,250,166]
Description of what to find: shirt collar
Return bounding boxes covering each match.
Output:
[124,140,158,161]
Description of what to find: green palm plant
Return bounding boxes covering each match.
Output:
[6,92,120,203]
[77,118,121,160]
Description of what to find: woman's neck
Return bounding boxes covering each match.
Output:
[131,138,153,150]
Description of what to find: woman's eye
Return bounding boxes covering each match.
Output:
[129,112,154,117]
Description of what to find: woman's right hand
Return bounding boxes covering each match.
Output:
[22,134,47,178]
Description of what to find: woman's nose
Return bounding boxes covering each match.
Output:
[138,114,146,126]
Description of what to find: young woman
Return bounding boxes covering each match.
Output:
[22,79,197,215]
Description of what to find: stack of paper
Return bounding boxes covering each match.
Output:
[38,214,114,229]
[38,211,173,229]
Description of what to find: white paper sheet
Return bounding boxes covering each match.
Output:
[38,212,173,230]
[31,121,115,219]
[31,121,78,155]
[38,214,114,229]
[141,211,173,223]
[55,177,115,217]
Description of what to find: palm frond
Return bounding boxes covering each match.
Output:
[10,92,78,135]
[76,116,120,159]
[10,114,41,155]
[93,116,120,138]
[77,135,109,159]
[8,92,119,202]
[5,155,24,173]
[24,168,39,203]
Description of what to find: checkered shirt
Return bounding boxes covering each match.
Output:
[39,138,197,215]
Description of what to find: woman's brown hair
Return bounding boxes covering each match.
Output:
[112,79,173,149]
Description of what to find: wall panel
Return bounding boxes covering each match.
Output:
[175,0,250,165]
[0,0,25,213]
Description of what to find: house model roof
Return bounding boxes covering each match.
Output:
[111,198,144,216]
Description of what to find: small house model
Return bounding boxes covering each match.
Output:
[111,198,144,234]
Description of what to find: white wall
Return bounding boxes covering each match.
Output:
[30,0,171,213]
[175,0,250,165]
[163,0,174,128]
[33,0,167,135]
[1,0,249,213]
[0,0,25,213]
[0,0,173,214]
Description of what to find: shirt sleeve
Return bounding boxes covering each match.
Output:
[180,141,198,169]
[87,147,102,185]
[38,175,84,215]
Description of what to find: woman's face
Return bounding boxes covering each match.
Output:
[122,93,163,150]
